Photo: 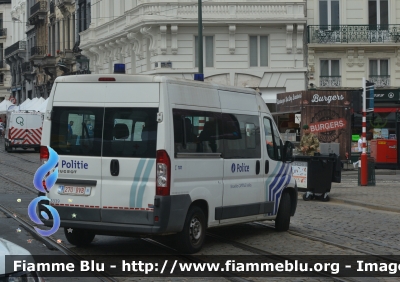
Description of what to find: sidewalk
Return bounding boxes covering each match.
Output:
[300,169,400,213]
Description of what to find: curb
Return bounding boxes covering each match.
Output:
[298,192,400,214]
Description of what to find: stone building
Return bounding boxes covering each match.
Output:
[79,0,307,108]
[4,0,24,103]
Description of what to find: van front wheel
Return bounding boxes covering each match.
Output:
[175,206,206,254]
[275,192,291,231]
[64,228,95,247]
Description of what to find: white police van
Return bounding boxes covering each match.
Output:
[41,68,296,253]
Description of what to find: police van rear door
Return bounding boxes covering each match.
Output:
[100,83,159,225]
[48,83,105,223]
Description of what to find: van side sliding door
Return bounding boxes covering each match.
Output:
[262,115,292,217]
[218,112,264,224]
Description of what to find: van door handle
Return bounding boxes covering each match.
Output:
[110,159,119,176]
[256,160,260,175]
[265,160,269,174]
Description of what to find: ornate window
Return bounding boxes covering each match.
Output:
[320,60,341,87]
[249,36,268,67]
[369,0,388,28]
[319,0,339,27]
[369,59,390,87]
[195,36,214,68]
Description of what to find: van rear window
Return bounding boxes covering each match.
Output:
[50,107,158,158]
[50,107,103,156]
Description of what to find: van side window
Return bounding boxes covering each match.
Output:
[50,107,103,156]
[264,117,282,161]
[173,109,222,155]
[103,108,158,158]
[222,113,261,159]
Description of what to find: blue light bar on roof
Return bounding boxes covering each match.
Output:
[114,64,126,74]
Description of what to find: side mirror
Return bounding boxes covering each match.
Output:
[282,141,294,163]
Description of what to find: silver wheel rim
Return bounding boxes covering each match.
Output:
[190,216,202,242]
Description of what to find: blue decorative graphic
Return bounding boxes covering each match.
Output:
[231,163,236,173]
[33,146,59,193]
[28,146,61,236]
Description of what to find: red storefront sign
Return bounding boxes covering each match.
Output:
[309,118,347,133]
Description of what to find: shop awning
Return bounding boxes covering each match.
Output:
[270,110,301,115]
[373,107,400,113]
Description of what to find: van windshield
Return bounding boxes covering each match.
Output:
[50,106,158,158]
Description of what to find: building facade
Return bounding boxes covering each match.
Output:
[306,0,400,166]
[306,0,400,90]
[79,0,307,107]
[3,0,21,102]
[4,0,91,104]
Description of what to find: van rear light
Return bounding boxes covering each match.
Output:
[156,150,171,196]
[40,146,49,163]
[98,77,116,81]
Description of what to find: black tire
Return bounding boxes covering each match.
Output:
[5,144,11,153]
[303,192,314,201]
[174,206,206,254]
[275,192,291,231]
[321,194,330,202]
[64,228,95,247]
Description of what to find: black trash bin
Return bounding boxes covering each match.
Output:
[358,157,376,186]
[293,154,339,202]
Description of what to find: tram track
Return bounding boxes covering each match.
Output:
[206,231,358,282]
[0,147,40,164]
[253,222,400,263]
[141,238,252,282]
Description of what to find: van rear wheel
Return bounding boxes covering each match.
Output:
[275,192,291,231]
[64,228,95,247]
[175,206,206,254]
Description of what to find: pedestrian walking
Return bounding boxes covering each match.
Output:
[300,124,320,156]
[358,134,363,152]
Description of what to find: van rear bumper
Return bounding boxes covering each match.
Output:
[43,194,192,235]
[46,219,167,235]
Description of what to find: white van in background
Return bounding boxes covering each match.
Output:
[5,110,42,152]
[40,74,297,253]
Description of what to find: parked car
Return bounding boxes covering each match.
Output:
[0,237,43,281]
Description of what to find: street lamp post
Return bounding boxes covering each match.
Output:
[194,0,204,81]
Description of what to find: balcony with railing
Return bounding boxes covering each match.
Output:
[0,28,6,37]
[29,1,47,24]
[308,25,400,44]
[5,41,26,58]
[320,76,341,87]
[31,46,47,57]
[368,75,390,87]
